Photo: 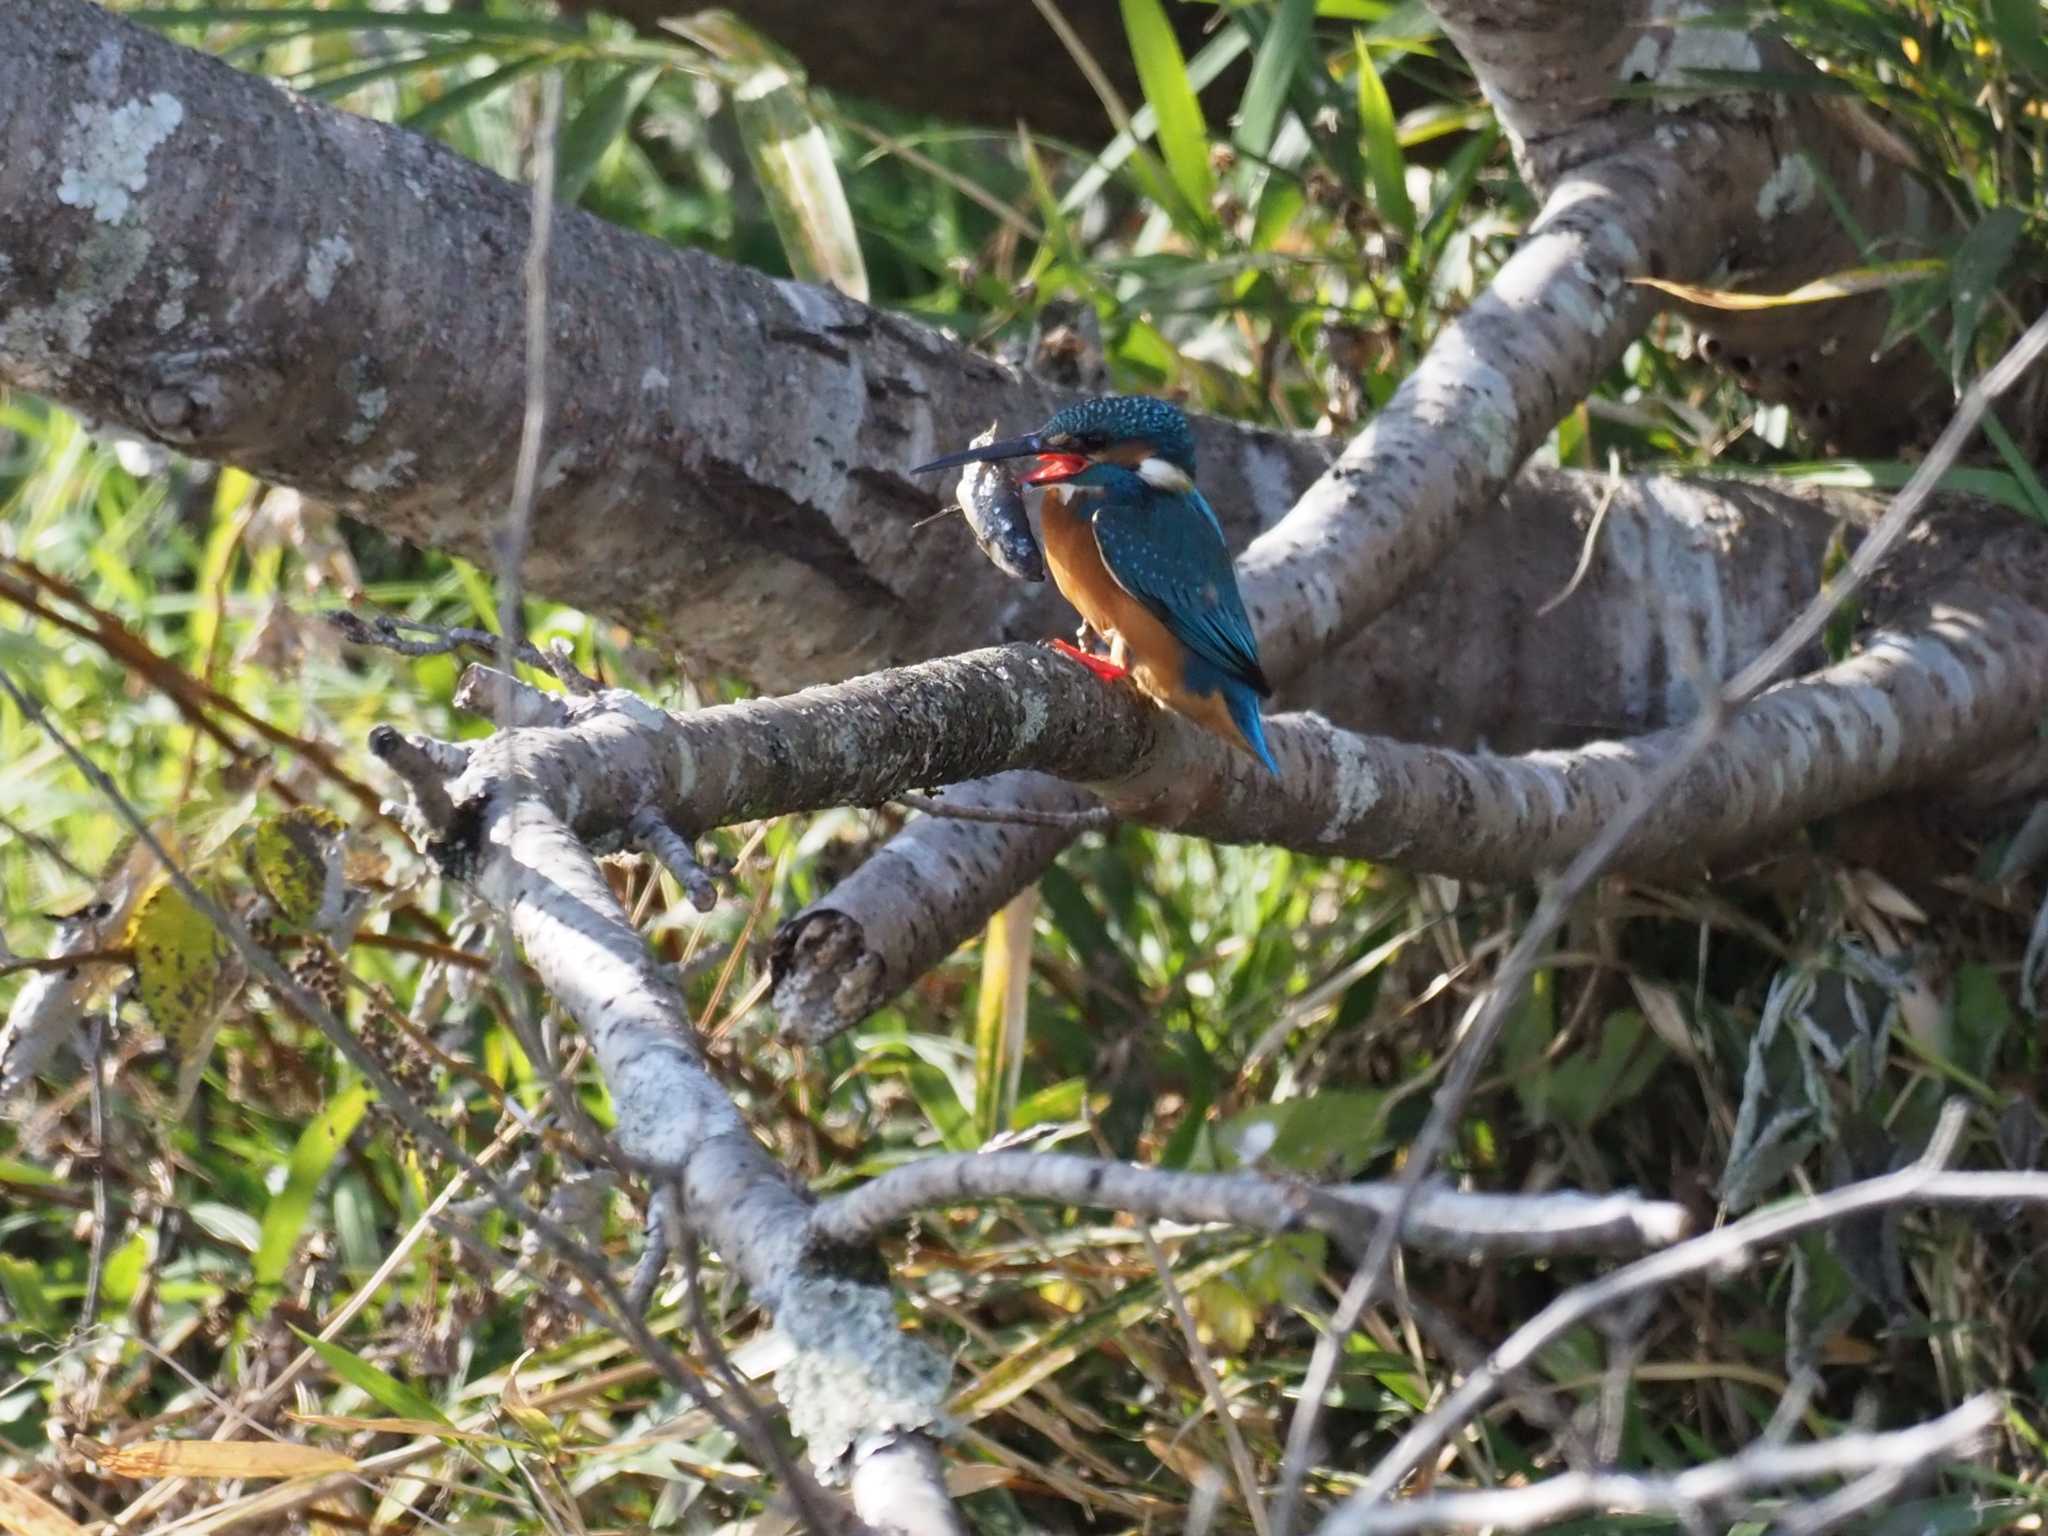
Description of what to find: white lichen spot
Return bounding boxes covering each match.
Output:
[1621,9,1765,112]
[1756,153,1816,220]
[1618,35,1662,84]
[1016,686,1049,745]
[305,235,355,301]
[345,449,416,493]
[344,385,388,446]
[86,38,125,97]
[773,1275,951,1475]
[155,297,184,330]
[539,445,581,492]
[1857,149,1876,187]
[1317,725,1384,843]
[639,365,670,393]
[56,92,185,224]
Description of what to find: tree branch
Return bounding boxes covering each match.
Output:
[1316,1397,1999,1536]
[393,675,958,1520]
[1337,1103,2048,1513]
[808,1150,1692,1259]
[406,568,2048,895]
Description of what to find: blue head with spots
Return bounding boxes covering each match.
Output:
[1037,396,1197,478]
[911,395,1198,488]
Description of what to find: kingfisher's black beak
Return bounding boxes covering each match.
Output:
[910,433,1045,474]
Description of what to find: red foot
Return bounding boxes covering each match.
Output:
[1050,637,1129,682]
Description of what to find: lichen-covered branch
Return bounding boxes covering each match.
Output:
[770,771,1093,1046]
[808,1150,1692,1258]
[1428,0,1950,453]
[771,468,1845,1037]
[425,573,2048,893]
[369,696,959,1525]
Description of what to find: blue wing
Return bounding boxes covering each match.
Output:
[1091,486,1271,697]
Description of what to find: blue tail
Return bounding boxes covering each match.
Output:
[1223,681,1280,775]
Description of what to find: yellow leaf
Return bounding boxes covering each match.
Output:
[1189,1278,1257,1355]
[83,1438,356,1479]
[1630,259,1944,311]
[0,1476,88,1536]
[249,807,347,929]
[128,881,232,1054]
[500,1351,558,1448]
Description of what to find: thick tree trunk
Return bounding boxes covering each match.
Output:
[0,0,1955,739]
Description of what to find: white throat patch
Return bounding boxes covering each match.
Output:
[1136,456,1193,492]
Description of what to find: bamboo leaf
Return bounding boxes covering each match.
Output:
[1353,36,1414,238]
[81,1438,356,1480]
[1121,0,1215,215]
[1948,209,2024,386]
[1237,0,1316,157]
[402,51,557,136]
[256,1083,371,1286]
[0,1476,88,1536]
[290,1327,452,1427]
[972,888,1038,1141]
[673,13,868,300]
[1987,0,2048,78]
[556,64,663,205]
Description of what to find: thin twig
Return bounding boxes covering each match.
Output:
[1332,1103,2048,1511]
[808,1150,1691,1258]
[1728,306,2048,700]
[499,69,561,654]
[894,790,1117,831]
[1138,1220,1273,1536]
[326,609,566,677]
[75,999,112,1344]
[1534,460,1622,617]
[1315,1397,1997,1536]
[1268,309,2048,1536]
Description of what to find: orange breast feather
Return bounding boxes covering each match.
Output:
[1039,494,1265,759]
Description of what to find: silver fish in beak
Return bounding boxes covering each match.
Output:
[947,422,1046,583]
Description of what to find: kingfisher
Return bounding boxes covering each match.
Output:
[914,396,1278,774]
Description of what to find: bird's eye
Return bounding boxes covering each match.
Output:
[1077,432,1109,452]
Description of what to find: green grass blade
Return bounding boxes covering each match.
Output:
[1121,0,1216,215]
[291,1325,453,1426]
[555,64,663,206]
[403,51,556,136]
[1237,0,1316,158]
[256,1081,370,1286]
[1061,27,1249,214]
[1353,35,1414,238]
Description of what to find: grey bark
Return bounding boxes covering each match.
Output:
[809,1150,1693,1258]
[0,0,1954,733]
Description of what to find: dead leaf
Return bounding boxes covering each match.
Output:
[83,1438,356,1480]
[1632,260,1943,311]
[0,1477,88,1536]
